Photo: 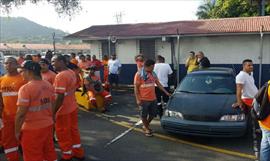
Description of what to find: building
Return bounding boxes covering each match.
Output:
[0,43,91,56]
[66,16,270,85]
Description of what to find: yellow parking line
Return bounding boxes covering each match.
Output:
[79,107,256,160]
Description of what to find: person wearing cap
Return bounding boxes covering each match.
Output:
[83,66,112,112]
[52,55,84,161]
[32,53,42,63]
[15,60,57,161]
[40,58,57,85]
[0,57,26,161]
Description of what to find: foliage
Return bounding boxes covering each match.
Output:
[0,0,82,17]
[196,0,270,19]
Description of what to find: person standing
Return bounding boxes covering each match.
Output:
[78,55,89,70]
[233,59,259,160]
[135,54,144,71]
[39,58,56,85]
[108,54,121,90]
[17,53,25,66]
[52,55,84,161]
[134,59,170,137]
[70,53,78,65]
[0,57,26,161]
[92,55,102,78]
[154,55,173,118]
[15,61,57,161]
[185,51,198,73]
[196,51,210,68]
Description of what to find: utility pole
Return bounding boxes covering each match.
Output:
[114,12,124,24]
[261,0,266,16]
[52,32,56,52]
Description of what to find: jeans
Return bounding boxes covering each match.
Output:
[260,127,270,161]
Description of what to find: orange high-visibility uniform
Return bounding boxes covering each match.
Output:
[41,70,57,85]
[102,60,109,83]
[70,58,79,65]
[54,69,84,160]
[17,80,57,161]
[0,74,26,161]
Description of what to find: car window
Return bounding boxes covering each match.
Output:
[177,73,235,94]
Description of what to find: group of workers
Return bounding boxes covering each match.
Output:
[0,51,119,161]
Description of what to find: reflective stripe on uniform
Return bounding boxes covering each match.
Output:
[62,150,72,155]
[140,83,155,88]
[55,87,66,90]
[2,92,18,97]
[64,89,75,96]
[90,98,96,101]
[4,147,18,154]
[18,98,29,103]
[72,144,81,148]
[28,103,51,112]
[105,95,112,98]
[157,102,162,106]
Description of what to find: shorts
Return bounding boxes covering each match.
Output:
[109,74,119,85]
[139,101,157,118]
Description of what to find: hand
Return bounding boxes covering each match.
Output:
[232,101,243,108]
[166,92,172,97]
[136,100,142,106]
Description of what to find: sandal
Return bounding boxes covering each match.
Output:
[144,131,153,137]
[142,126,154,133]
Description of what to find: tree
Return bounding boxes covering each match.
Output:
[0,0,82,17]
[196,0,216,19]
[196,0,270,19]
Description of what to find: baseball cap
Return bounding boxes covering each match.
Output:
[39,58,50,65]
[21,60,41,74]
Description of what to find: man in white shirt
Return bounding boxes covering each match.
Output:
[154,55,173,118]
[108,54,122,89]
[233,59,259,159]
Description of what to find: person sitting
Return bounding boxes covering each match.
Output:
[83,66,112,112]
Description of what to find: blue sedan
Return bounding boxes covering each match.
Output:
[161,68,248,137]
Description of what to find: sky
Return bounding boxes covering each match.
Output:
[1,0,203,34]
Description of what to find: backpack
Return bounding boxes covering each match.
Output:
[251,82,270,120]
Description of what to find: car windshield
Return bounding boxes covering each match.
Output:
[177,73,236,94]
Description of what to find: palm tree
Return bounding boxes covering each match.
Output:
[196,0,216,19]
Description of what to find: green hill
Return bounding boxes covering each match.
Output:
[0,17,68,43]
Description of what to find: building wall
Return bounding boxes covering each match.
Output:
[155,39,172,64]
[89,41,102,59]
[178,34,270,64]
[117,40,137,64]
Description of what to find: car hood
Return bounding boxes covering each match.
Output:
[167,92,241,119]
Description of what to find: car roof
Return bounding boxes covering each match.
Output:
[189,67,235,76]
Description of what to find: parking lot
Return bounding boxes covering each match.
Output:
[0,87,256,161]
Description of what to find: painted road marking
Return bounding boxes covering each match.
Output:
[79,107,256,160]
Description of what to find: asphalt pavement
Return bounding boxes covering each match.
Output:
[0,87,255,161]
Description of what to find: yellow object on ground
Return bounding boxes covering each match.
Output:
[75,88,105,111]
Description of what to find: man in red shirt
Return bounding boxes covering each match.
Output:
[52,55,84,161]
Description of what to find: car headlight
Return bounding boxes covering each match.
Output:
[220,114,245,121]
[164,109,183,119]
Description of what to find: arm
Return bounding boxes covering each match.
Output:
[53,93,65,114]
[15,106,28,140]
[156,80,171,96]
[185,58,190,68]
[0,93,3,119]
[134,83,141,106]
[235,84,244,107]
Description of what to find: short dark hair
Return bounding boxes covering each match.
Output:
[242,59,253,65]
[190,51,195,55]
[54,54,67,65]
[144,59,155,67]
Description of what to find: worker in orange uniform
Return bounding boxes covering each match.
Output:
[0,57,26,161]
[78,55,89,70]
[15,60,57,161]
[70,53,78,65]
[102,55,109,89]
[83,66,112,112]
[39,58,56,85]
[52,55,85,161]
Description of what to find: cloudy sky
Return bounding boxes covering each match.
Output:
[2,0,203,33]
